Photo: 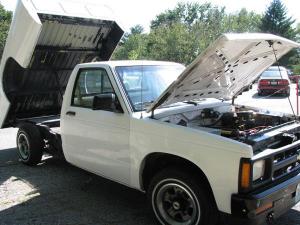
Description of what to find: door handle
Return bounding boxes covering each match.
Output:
[66,111,76,116]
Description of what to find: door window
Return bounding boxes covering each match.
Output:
[72,69,114,108]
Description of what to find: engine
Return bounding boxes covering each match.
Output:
[158,105,299,153]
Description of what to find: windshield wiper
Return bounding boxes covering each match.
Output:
[143,101,154,108]
[134,101,154,110]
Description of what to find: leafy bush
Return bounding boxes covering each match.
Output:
[292,65,300,74]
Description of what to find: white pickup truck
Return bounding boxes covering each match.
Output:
[1,1,300,225]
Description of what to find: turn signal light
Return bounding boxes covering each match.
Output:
[241,162,251,189]
[259,79,270,85]
[277,79,289,85]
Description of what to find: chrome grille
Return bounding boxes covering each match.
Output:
[272,146,300,180]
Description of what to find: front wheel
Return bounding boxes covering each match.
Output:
[17,123,44,166]
[148,168,218,225]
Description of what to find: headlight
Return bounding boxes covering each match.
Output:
[253,160,265,181]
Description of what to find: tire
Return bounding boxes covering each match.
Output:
[16,123,44,166]
[148,168,218,225]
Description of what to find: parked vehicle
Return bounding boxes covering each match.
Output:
[257,66,291,97]
[288,69,300,83]
[1,1,300,225]
[289,75,300,83]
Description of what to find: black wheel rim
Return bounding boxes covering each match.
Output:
[17,133,30,160]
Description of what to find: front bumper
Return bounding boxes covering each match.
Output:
[231,173,300,225]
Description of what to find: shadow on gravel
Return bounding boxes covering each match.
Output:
[0,148,156,225]
[273,209,300,225]
[0,148,19,167]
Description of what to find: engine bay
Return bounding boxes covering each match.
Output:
[158,104,300,153]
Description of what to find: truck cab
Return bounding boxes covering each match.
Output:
[60,60,185,185]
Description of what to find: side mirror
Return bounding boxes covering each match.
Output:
[93,93,117,111]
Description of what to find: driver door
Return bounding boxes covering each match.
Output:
[62,67,131,185]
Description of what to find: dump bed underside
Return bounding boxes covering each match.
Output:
[2,13,123,127]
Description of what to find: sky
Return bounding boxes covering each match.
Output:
[0,0,299,32]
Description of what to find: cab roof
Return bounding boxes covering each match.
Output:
[78,60,184,68]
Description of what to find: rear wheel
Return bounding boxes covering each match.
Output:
[148,168,218,225]
[17,123,43,166]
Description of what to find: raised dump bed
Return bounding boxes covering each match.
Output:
[0,0,124,128]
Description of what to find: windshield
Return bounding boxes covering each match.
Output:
[115,65,185,111]
[261,70,288,78]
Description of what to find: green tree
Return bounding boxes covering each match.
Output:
[260,0,298,66]
[147,23,198,64]
[224,8,261,33]
[148,3,228,64]
[150,3,219,29]
[260,0,296,39]
[148,3,261,65]
[112,25,148,60]
[289,29,300,72]
[296,23,300,42]
[0,4,12,58]
[130,24,144,35]
[113,3,262,65]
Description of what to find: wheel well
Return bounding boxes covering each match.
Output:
[17,122,62,154]
[141,153,217,207]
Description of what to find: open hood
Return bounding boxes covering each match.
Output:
[147,33,300,112]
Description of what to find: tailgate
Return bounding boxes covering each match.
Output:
[0,0,124,128]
